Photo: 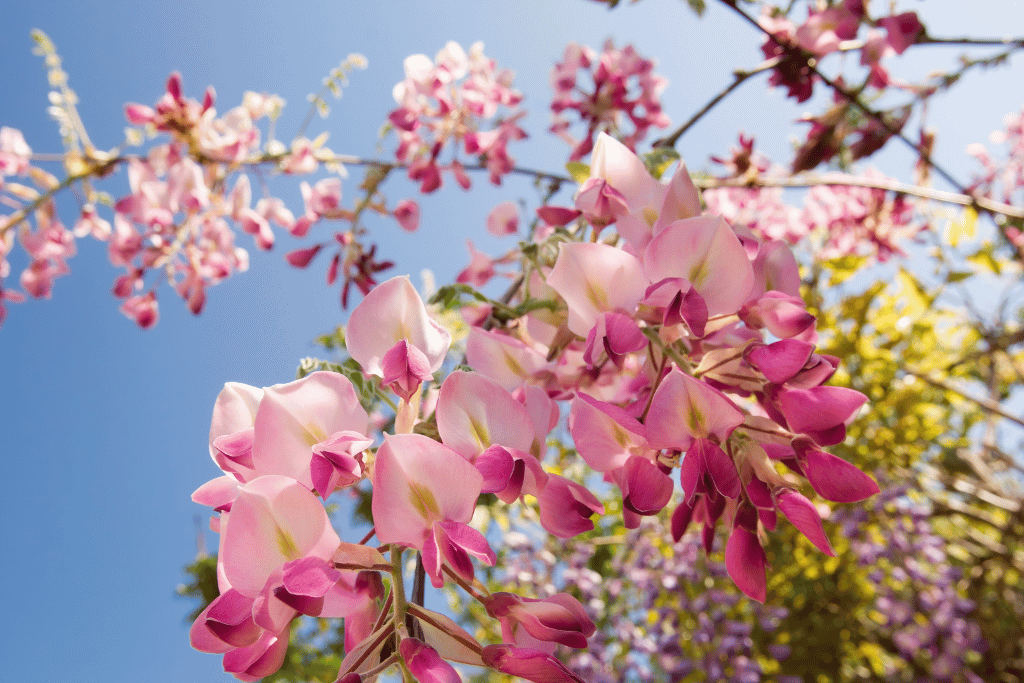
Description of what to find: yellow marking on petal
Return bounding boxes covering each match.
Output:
[275,526,301,561]
[642,207,658,227]
[686,402,705,435]
[611,423,630,448]
[469,416,490,449]
[503,350,526,377]
[585,280,608,310]
[689,256,710,288]
[409,481,441,520]
[303,422,328,447]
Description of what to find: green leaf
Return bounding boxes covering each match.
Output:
[565,161,590,184]
[946,206,977,247]
[823,254,867,287]
[684,0,707,17]
[642,147,681,180]
[314,325,346,351]
[966,243,1003,275]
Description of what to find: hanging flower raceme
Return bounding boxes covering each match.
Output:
[190,475,374,681]
[187,76,883,683]
[387,41,526,192]
[550,39,669,161]
[451,131,878,603]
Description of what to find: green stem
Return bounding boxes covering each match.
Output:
[441,564,490,602]
[390,546,409,637]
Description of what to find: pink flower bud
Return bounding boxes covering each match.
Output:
[486,201,519,236]
[393,198,420,232]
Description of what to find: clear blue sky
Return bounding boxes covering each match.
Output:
[1,1,1021,682]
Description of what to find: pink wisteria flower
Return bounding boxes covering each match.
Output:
[371,433,494,587]
[191,475,371,681]
[0,127,32,176]
[388,41,526,192]
[345,275,451,401]
[179,36,892,681]
[484,591,595,651]
[550,40,669,160]
[196,371,371,502]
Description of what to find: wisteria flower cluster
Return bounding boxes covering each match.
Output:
[759,2,922,103]
[491,524,789,683]
[0,44,387,327]
[968,104,1024,206]
[5,7,1023,683]
[488,485,986,683]
[753,2,931,175]
[837,485,987,682]
[704,158,920,261]
[387,41,527,192]
[189,131,879,682]
[968,104,1024,251]
[549,40,669,161]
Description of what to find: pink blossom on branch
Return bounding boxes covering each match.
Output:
[371,433,494,588]
[0,127,32,176]
[345,275,451,382]
[393,198,420,232]
[387,41,526,192]
[550,40,669,160]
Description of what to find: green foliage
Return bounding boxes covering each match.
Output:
[811,246,1024,680]
[178,555,219,623]
[641,146,681,179]
[565,161,590,184]
[264,618,346,683]
[429,283,558,326]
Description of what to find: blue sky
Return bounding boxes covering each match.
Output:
[1,1,1021,682]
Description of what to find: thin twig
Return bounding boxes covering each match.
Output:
[358,526,376,545]
[718,1,975,196]
[906,368,1024,430]
[653,56,782,148]
[918,36,1024,48]
[696,173,1024,220]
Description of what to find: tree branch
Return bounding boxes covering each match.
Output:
[695,173,1024,219]
[653,56,782,148]
[905,368,1024,431]
[717,1,983,201]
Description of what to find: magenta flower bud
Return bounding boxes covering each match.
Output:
[575,177,629,227]
[777,385,867,446]
[485,592,596,649]
[482,644,586,683]
[776,488,836,556]
[740,291,816,339]
[747,339,816,385]
[222,628,289,682]
[382,339,434,402]
[879,11,923,54]
[537,474,604,538]
[535,205,581,227]
[212,428,255,473]
[614,454,674,528]
[726,504,767,602]
[583,312,647,369]
[797,447,880,503]
[192,589,261,651]
[285,244,324,268]
[399,637,460,683]
[310,430,373,499]
[393,198,420,232]
[273,556,342,616]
